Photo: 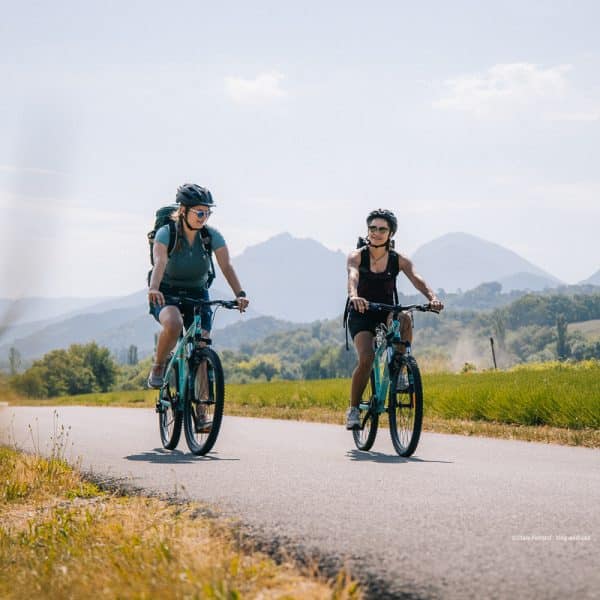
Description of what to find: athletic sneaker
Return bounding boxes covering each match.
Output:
[194,408,212,433]
[147,364,165,389]
[345,407,361,430]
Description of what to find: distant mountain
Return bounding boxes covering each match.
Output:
[0,286,260,362]
[400,232,563,294]
[0,296,113,327]
[581,269,600,286]
[219,233,347,322]
[496,272,561,292]
[2,231,580,363]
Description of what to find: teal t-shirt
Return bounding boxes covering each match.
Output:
[154,224,226,290]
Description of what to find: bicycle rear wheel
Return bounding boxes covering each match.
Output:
[352,370,379,451]
[158,363,182,450]
[388,355,423,457]
[183,347,225,456]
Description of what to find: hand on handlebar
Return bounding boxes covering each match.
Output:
[236,296,249,313]
[428,298,444,313]
[350,295,369,314]
[148,288,165,306]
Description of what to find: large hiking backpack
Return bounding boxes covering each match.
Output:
[147,205,216,288]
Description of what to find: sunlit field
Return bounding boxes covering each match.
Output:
[0,445,360,599]
[6,361,599,445]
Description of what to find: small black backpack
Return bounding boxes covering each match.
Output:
[147,205,216,288]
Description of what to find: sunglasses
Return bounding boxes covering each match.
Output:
[190,209,211,219]
[368,225,390,234]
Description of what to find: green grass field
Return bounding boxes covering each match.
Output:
[10,360,599,432]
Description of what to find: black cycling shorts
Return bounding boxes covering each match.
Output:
[149,286,212,331]
[347,308,390,340]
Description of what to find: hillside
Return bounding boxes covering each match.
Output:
[3,232,590,364]
[220,232,347,322]
[0,296,114,327]
[0,287,259,362]
[401,232,562,294]
[581,269,600,286]
[212,316,298,350]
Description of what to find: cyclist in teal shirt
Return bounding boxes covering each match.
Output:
[147,184,249,388]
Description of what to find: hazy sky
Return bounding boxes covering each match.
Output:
[2,0,599,298]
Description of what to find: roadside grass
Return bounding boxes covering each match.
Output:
[5,361,599,447]
[0,445,360,599]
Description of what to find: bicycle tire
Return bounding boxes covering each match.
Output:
[183,347,225,456]
[352,370,379,451]
[158,362,183,450]
[388,354,423,457]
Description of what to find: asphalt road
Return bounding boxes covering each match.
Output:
[1,406,598,599]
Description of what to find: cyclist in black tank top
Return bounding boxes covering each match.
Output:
[345,209,444,430]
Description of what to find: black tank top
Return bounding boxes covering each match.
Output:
[357,247,399,304]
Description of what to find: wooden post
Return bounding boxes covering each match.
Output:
[490,337,497,370]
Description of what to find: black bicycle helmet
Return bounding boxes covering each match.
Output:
[176,183,215,207]
[367,209,397,235]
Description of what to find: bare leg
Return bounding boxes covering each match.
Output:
[152,306,183,376]
[390,312,413,354]
[350,331,375,408]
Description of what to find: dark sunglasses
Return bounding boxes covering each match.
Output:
[368,225,390,234]
[190,209,211,219]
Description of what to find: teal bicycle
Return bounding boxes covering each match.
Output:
[352,302,439,457]
[156,295,238,456]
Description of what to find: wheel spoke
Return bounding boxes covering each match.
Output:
[389,356,423,457]
[183,349,225,456]
[352,371,379,451]
[158,364,182,450]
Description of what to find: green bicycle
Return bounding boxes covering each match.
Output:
[156,295,238,456]
[352,302,439,457]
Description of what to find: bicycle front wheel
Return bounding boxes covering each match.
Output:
[158,363,182,450]
[352,370,379,451]
[183,347,225,456]
[388,355,423,457]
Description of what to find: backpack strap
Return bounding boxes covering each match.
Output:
[148,217,178,265]
[200,226,216,288]
[389,249,400,304]
[166,220,178,256]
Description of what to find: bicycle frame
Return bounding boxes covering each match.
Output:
[157,296,236,413]
[157,321,198,413]
[358,301,436,417]
[359,314,410,416]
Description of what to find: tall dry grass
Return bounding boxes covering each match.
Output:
[0,446,361,599]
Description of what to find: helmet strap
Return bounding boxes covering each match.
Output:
[368,242,388,249]
[183,210,203,231]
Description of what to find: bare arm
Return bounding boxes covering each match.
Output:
[214,245,249,311]
[347,250,369,313]
[398,254,444,310]
[148,242,168,306]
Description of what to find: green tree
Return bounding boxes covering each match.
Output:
[12,366,47,397]
[8,347,21,375]
[10,342,118,398]
[78,343,118,392]
[556,315,570,361]
[127,344,138,366]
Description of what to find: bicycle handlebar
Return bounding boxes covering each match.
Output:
[368,302,440,314]
[163,295,240,310]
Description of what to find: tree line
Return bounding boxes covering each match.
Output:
[6,292,600,396]
[11,343,118,397]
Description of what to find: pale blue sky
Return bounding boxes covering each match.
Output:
[1,1,599,297]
